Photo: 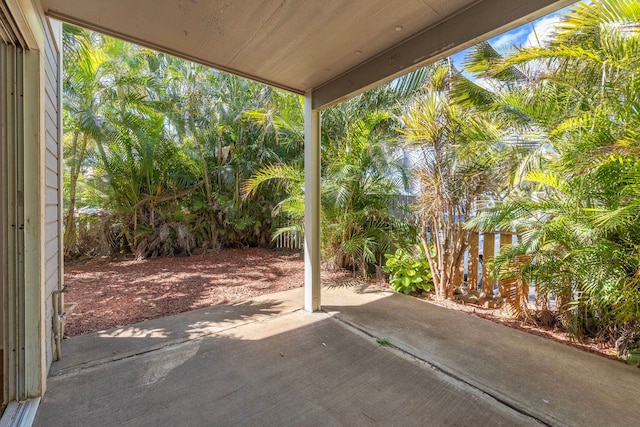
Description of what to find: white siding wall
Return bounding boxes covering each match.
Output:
[43,20,61,370]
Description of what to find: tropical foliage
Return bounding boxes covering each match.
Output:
[245,88,416,276]
[398,62,522,299]
[383,248,433,294]
[64,26,415,268]
[467,0,640,358]
[63,27,304,258]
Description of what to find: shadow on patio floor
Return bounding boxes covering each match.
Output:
[36,285,640,427]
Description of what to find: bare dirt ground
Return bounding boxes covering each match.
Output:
[64,248,620,362]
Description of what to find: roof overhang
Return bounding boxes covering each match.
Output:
[41,0,574,109]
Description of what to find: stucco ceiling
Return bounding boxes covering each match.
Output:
[41,0,573,109]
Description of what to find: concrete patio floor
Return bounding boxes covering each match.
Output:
[34,283,640,426]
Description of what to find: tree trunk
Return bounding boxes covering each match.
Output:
[555,289,573,331]
[189,118,219,247]
[423,215,468,300]
[63,132,89,256]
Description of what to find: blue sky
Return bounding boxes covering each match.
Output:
[449,5,574,71]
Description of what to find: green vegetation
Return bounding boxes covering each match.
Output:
[63,0,640,362]
[466,0,640,360]
[376,338,391,347]
[64,26,307,257]
[399,62,521,299]
[63,25,416,271]
[383,248,433,295]
[245,91,417,276]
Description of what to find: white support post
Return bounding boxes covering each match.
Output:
[304,93,321,312]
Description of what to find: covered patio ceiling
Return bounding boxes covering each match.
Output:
[41,0,574,109]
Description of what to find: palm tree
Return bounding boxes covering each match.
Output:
[62,26,109,254]
[63,24,307,256]
[245,84,413,276]
[399,62,514,299]
[470,0,640,355]
[322,105,411,275]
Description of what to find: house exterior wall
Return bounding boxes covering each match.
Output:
[20,0,63,394]
[0,0,62,402]
[42,17,61,372]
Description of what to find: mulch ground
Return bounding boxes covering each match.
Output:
[63,248,351,336]
[63,247,621,363]
[418,293,622,361]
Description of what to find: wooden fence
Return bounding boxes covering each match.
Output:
[272,214,531,303]
[465,232,516,291]
[463,231,536,309]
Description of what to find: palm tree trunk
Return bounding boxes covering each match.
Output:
[189,118,218,246]
[63,132,89,255]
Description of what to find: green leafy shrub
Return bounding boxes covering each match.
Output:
[628,347,640,368]
[383,248,433,294]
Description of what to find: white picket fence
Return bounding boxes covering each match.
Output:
[272,216,304,250]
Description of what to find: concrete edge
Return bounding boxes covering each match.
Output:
[51,306,304,378]
[324,309,560,427]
